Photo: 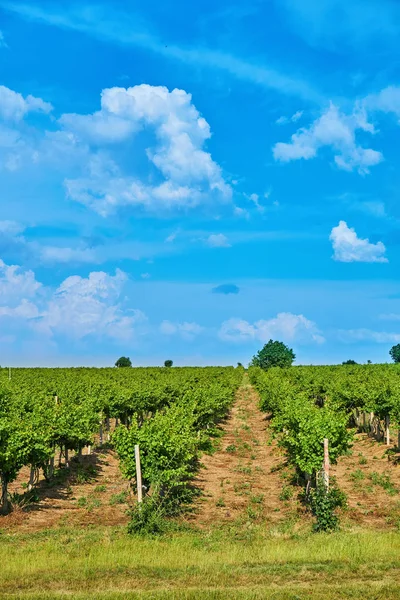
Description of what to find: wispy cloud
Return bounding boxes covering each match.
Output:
[0,30,7,48]
[0,2,322,102]
[279,0,400,51]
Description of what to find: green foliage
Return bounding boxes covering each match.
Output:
[115,357,132,368]
[127,495,169,535]
[369,472,398,495]
[390,344,400,363]
[309,483,347,532]
[0,365,241,514]
[342,360,357,365]
[251,339,295,370]
[109,491,128,505]
[164,360,173,368]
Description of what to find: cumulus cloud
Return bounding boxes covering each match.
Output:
[37,270,143,340]
[0,85,52,122]
[206,233,231,248]
[0,259,41,302]
[273,103,382,175]
[160,320,203,339]
[219,312,324,344]
[330,221,388,263]
[212,284,240,295]
[61,84,231,215]
[0,259,145,341]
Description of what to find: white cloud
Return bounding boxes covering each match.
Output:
[219,312,324,344]
[0,31,8,48]
[206,233,231,248]
[330,221,388,263]
[233,206,250,219]
[291,110,303,122]
[246,192,265,213]
[141,273,151,279]
[37,269,142,340]
[0,220,25,235]
[273,103,383,175]
[379,314,400,321]
[40,246,96,263]
[0,259,146,342]
[280,0,400,49]
[0,299,39,320]
[0,85,52,122]
[160,320,203,340]
[338,329,400,344]
[165,230,179,243]
[61,84,231,215]
[276,110,303,125]
[0,259,41,302]
[3,3,322,103]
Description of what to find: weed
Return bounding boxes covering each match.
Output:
[216,498,226,507]
[93,485,106,493]
[110,491,129,505]
[225,444,237,453]
[250,493,264,504]
[279,485,293,501]
[369,472,398,496]
[349,469,365,482]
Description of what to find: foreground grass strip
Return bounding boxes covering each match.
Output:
[1,527,400,598]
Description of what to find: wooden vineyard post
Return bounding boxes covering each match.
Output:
[323,438,330,490]
[134,444,143,505]
[386,415,390,447]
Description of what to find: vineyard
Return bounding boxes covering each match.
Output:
[0,366,242,518]
[2,363,400,598]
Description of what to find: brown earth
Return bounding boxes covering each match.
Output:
[189,375,302,528]
[333,431,400,528]
[3,447,130,532]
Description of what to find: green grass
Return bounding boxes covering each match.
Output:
[1,526,400,598]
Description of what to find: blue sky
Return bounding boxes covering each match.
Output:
[1,0,400,366]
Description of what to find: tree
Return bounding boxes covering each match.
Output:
[342,360,357,365]
[390,345,400,363]
[251,340,295,370]
[115,357,132,368]
[164,360,173,368]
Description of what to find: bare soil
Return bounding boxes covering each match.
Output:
[189,376,302,528]
[333,431,400,528]
[3,447,130,532]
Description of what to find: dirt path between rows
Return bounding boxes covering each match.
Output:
[190,375,298,527]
